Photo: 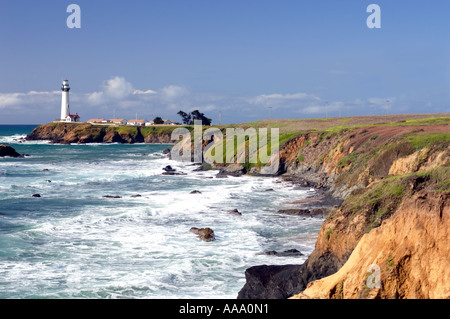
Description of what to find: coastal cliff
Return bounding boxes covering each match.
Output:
[292,190,449,299]
[237,117,449,299]
[26,122,178,144]
[25,116,450,299]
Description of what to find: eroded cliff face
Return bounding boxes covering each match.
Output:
[239,123,449,299]
[292,191,450,299]
[279,125,449,197]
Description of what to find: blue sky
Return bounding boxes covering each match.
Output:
[0,0,449,124]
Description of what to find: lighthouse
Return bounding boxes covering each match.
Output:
[59,79,80,122]
[61,79,70,120]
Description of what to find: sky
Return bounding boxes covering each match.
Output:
[0,0,449,124]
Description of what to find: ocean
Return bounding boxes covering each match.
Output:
[0,125,323,299]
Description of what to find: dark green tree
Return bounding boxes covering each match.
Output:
[177,110,212,126]
[177,111,191,125]
[153,117,164,124]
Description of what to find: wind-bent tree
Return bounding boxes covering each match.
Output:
[177,110,212,126]
[177,111,191,125]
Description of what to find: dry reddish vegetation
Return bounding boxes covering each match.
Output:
[233,113,450,133]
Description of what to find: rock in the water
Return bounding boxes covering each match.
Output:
[0,144,21,158]
[103,195,122,199]
[193,163,213,171]
[162,165,187,175]
[277,209,311,216]
[190,227,215,242]
[162,171,187,176]
[260,249,303,257]
[216,164,247,178]
[32,194,41,198]
[227,208,242,216]
[190,190,202,194]
[278,207,333,218]
[162,148,171,155]
[237,264,304,299]
[131,194,142,198]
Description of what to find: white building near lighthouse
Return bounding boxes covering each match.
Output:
[59,79,80,122]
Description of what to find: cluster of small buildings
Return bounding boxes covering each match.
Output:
[86,118,177,126]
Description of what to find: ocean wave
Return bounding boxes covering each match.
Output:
[0,140,322,299]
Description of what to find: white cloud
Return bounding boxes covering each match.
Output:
[0,91,60,110]
[86,91,104,105]
[85,76,135,104]
[103,76,134,99]
[0,93,22,108]
[133,89,157,95]
[160,85,189,101]
[249,92,320,108]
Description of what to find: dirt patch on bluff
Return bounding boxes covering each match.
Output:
[339,124,448,153]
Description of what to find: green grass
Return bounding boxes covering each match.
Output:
[342,165,449,234]
[338,151,358,169]
[326,228,333,241]
[396,117,450,126]
[417,166,450,192]
[114,126,139,135]
[342,175,407,232]
[279,131,303,146]
[140,125,189,136]
[404,133,450,150]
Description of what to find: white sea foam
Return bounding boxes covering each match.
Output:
[0,142,324,299]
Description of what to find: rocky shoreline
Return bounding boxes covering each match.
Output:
[23,119,450,299]
[237,122,449,299]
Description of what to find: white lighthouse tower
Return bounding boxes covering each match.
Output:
[61,79,70,121]
[58,79,80,122]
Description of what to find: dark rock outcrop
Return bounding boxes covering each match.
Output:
[163,165,176,172]
[277,207,332,218]
[277,209,311,216]
[162,165,187,176]
[215,164,247,178]
[227,209,242,216]
[0,145,21,158]
[237,265,304,299]
[237,250,344,299]
[260,249,303,257]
